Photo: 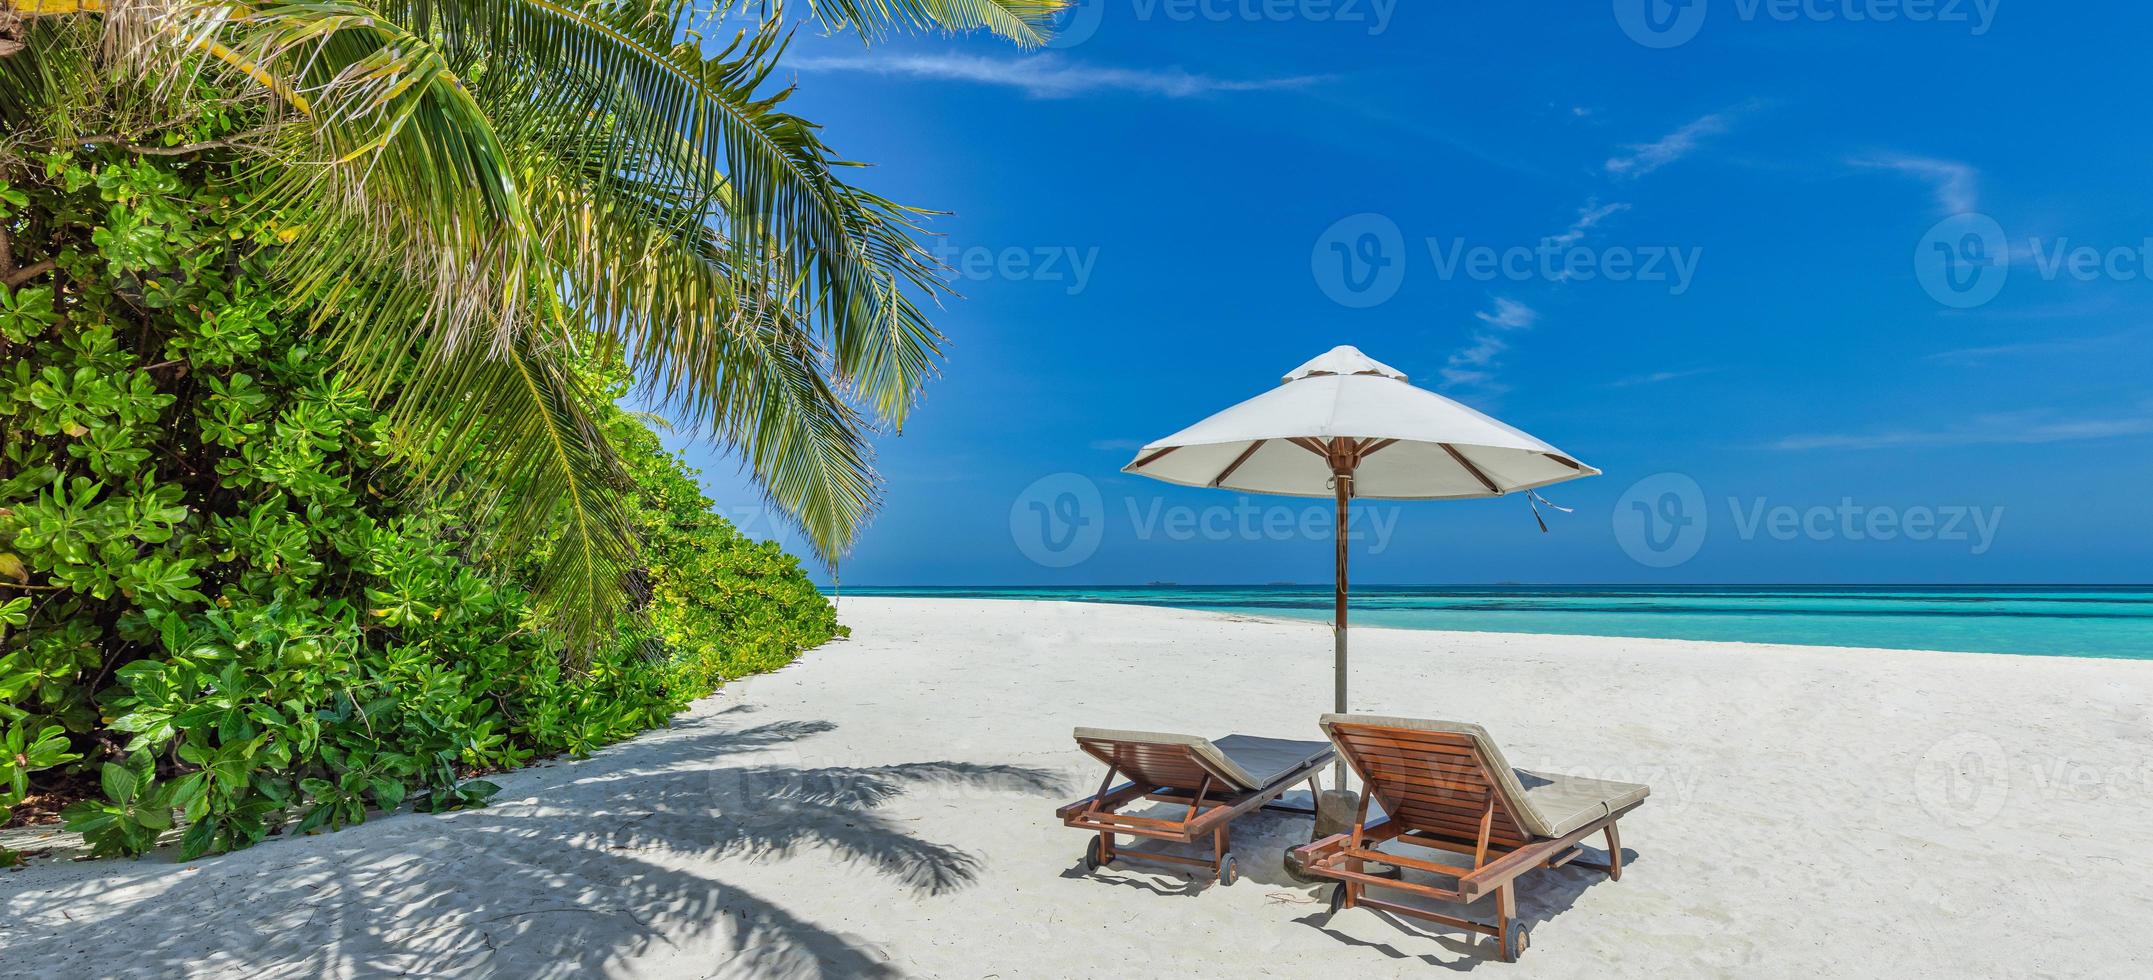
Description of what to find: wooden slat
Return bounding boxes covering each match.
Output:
[1438,443,1502,495]
[1335,727,1480,751]
[1129,445,1178,469]
[1208,440,1266,487]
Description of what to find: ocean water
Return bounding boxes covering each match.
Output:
[836,585,2153,660]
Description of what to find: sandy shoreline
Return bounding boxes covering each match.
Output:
[6,597,2151,977]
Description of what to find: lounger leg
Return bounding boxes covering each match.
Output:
[1214,826,1229,876]
[1099,831,1115,864]
[1495,884,1517,963]
[1603,821,1623,881]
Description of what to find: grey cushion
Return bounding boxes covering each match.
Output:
[1211,735,1335,789]
[1073,728,1332,792]
[1320,713,1648,838]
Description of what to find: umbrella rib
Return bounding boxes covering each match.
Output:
[1439,443,1503,495]
[1360,438,1399,459]
[1288,437,1330,459]
[1543,453,1584,470]
[1208,440,1266,487]
[1131,446,1180,469]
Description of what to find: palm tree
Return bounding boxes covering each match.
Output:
[1,0,1066,639]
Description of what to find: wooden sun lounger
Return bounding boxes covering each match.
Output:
[1057,727,1334,886]
[1292,714,1648,962]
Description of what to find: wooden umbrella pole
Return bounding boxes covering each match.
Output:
[1331,440,1354,788]
[1334,469,1349,716]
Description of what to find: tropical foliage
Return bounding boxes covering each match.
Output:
[0,149,841,861]
[6,0,1060,639]
[0,0,1055,861]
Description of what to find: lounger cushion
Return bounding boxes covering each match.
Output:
[1512,770,1651,837]
[1212,735,1335,789]
[1320,713,1648,839]
[1073,728,1332,792]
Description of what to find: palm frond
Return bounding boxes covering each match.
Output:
[73,0,1041,629]
[792,0,1068,47]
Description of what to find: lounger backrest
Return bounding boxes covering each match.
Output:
[1319,714,1549,844]
[1072,728,1259,793]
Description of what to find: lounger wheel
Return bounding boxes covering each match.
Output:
[1325,883,1346,917]
[1502,924,1530,962]
[1216,852,1237,886]
[1083,836,1106,871]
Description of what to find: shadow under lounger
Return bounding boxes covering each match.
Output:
[1056,728,1335,886]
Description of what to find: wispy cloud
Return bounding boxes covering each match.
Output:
[1608,367,1718,387]
[1606,111,1738,178]
[1542,200,1631,249]
[1443,299,1538,390]
[1851,154,1980,215]
[1474,297,1540,330]
[788,53,1323,99]
[1926,331,2138,363]
[1769,410,2153,451]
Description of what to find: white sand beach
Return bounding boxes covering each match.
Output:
[5,597,2151,977]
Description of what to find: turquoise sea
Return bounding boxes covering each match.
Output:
[837,585,2153,660]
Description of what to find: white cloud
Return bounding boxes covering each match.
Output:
[1608,367,1718,387]
[1606,111,1735,178]
[1769,410,2153,450]
[1925,331,2136,363]
[1444,299,1538,391]
[1474,297,1539,330]
[788,53,1323,99]
[1542,200,1630,249]
[1851,154,1980,215]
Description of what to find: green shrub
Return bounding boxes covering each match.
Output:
[0,148,840,862]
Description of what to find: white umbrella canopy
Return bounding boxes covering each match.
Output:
[1122,346,1600,792]
[1125,347,1598,499]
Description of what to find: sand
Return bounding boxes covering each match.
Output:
[4,597,2151,977]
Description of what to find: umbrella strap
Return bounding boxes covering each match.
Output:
[1525,489,1573,533]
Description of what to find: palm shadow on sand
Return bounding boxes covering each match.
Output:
[1,708,1067,978]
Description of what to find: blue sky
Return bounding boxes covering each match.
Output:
[663,1,2153,586]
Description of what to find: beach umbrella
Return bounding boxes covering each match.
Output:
[1122,346,1600,789]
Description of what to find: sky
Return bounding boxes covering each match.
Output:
[661,0,2153,587]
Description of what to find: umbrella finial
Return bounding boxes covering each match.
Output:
[1284,346,1409,384]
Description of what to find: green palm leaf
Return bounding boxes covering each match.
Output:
[75,0,1056,640]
